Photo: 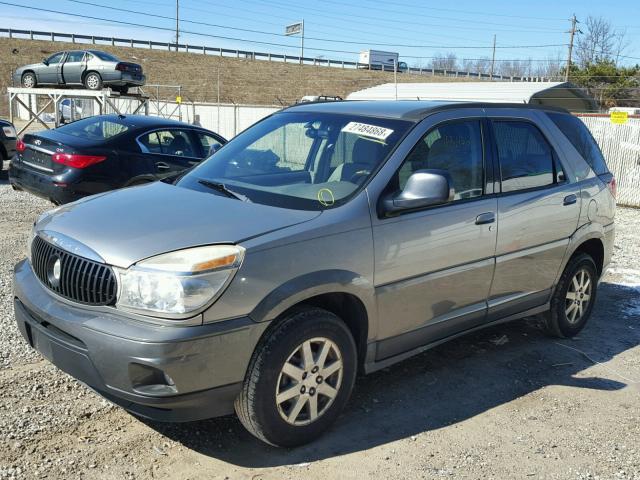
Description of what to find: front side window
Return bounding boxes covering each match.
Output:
[493,121,556,193]
[46,52,64,65]
[139,130,197,157]
[197,132,224,157]
[392,120,484,201]
[177,112,412,210]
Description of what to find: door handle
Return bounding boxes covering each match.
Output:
[475,212,495,225]
[156,161,171,171]
[563,194,577,206]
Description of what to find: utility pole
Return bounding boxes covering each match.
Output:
[489,34,496,80]
[565,14,579,81]
[175,0,179,52]
[300,19,305,64]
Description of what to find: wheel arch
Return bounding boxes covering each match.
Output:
[82,70,102,83]
[248,270,376,370]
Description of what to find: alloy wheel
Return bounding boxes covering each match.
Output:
[565,267,592,324]
[86,75,100,90]
[275,337,343,426]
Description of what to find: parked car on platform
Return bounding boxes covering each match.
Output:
[13,50,146,93]
[13,101,615,447]
[9,114,226,204]
[1,119,17,173]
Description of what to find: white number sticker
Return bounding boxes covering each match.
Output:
[341,122,394,141]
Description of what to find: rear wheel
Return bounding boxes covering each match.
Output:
[235,307,357,447]
[542,253,598,338]
[84,72,102,90]
[114,86,129,95]
[21,72,37,88]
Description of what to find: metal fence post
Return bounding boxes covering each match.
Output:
[51,32,54,41]
[72,34,75,43]
[29,31,33,40]
[8,29,11,39]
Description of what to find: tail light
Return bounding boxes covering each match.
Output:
[16,138,26,153]
[115,63,128,72]
[52,153,107,169]
[607,176,617,199]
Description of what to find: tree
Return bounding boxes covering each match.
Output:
[569,60,640,108]
[429,53,458,71]
[575,16,628,67]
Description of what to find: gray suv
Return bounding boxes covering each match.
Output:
[13,50,145,94]
[13,101,615,447]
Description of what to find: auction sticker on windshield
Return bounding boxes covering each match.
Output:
[341,122,394,141]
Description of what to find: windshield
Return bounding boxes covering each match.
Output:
[177,111,412,210]
[56,116,129,141]
[91,51,120,62]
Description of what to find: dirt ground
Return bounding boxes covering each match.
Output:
[1,173,639,480]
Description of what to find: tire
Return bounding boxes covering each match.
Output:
[542,253,598,338]
[21,72,37,88]
[235,307,357,447]
[113,86,129,95]
[84,72,102,90]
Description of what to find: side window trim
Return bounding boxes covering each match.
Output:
[136,128,202,159]
[489,117,564,195]
[379,117,489,217]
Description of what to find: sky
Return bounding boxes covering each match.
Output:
[1,0,639,67]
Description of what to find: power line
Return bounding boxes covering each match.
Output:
[29,1,569,51]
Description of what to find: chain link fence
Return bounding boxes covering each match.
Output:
[578,115,640,208]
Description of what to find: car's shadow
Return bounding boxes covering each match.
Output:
[142,282,638,467]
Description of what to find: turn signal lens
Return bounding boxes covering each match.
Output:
[607,176,617,199]
[52,153,107,169]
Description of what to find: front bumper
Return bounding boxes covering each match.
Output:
[13,259,267,422]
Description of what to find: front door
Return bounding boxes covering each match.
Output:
[61,51,87,85]
[39,52,65,85]
[487,117,581,319]
[371,117,498,360]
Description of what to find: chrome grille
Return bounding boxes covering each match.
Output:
[31,235,117,306]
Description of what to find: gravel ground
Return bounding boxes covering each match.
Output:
[0,174,639,480]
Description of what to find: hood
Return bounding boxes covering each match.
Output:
[35,182,321,268]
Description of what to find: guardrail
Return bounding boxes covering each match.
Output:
[1,28,551,82]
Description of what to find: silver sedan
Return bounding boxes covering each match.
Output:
[12,49,146,94]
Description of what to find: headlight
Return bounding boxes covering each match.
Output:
[116,245,244,317]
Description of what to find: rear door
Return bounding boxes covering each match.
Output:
[136,129,202,176]
[61,51,87,85]
[487,111,581,320]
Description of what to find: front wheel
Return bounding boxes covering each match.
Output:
[84,72,102,90]
[542,253,598,338]
[235,307,357,447]
[21,72,37,88]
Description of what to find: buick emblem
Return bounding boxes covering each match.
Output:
[47,256,62,288]
[34,139,42,146]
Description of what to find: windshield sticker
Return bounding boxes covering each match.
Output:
[317,188,335,207]
[341,122,394,141]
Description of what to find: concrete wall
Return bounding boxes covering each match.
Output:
[0,37,466,117]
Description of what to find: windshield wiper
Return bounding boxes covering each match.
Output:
[197,179,249,202]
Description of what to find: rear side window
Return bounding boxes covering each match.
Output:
[546,112,609,175]
[493,121,556,193]
[57,117,129,140]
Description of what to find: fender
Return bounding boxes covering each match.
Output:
[248,269,378,340]
[553,220,607,286]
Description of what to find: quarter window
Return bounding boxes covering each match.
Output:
[394,120,485,201]
[493,121,556,193]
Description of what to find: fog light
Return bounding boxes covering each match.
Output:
[128,363,177,396]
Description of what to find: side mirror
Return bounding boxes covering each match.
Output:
[42,58,49,66]
[208,143,223,156]
[382,169,453,215]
